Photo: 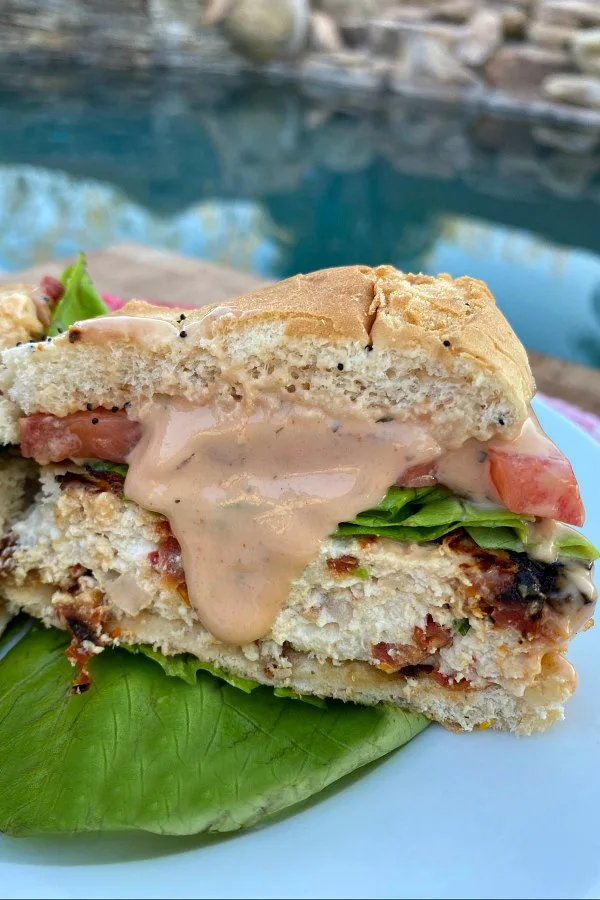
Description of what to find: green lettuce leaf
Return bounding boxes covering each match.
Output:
[128,643,329,707]
[84,460,129,479]
[553,529,600,561]
[464,526,525,553]
[337,486,599,561]
[0,613,32,654]
[0,625,428,836]
[273,686,327,708]
[125,642,260,693]
[47,252,108,336]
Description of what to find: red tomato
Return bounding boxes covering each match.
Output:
[39,275,64,304]
[395,462,437,488]
[487,447,584,527]
[20,409,141,465]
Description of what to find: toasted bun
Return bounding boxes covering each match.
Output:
[0,265,534,447]
[0,284,48,445]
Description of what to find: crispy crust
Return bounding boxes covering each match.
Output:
[104,264,377,342]
[371,268,535,420]
[108,265,534,409]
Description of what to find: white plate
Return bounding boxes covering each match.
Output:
[0,396,598,900]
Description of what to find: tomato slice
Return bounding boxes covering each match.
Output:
[395,462,437,488]
[20,409,141,465]
[487,447,584,527]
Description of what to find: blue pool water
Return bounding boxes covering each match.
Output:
[2,66,600,367]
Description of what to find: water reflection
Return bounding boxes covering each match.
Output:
[1,67,600,366]
[0,167,280,277]
[579,284,600,368]
[427,220,600,368]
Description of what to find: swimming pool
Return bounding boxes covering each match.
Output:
[2,65,600,367]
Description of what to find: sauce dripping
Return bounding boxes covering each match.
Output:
[125,397,441,644]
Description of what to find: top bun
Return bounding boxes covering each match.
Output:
[0,265,534,448]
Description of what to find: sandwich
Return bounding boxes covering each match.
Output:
[0,260,596,737]
[0,279,64,628]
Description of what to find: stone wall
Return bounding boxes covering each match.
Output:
[3,1,600,121]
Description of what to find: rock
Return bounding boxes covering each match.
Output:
[535,2,578,27]
[533,124,600,153]
[385,5,432,23]
[501,5,528,38]
[153,0,241,65]
[528,20,576,49]
[201,0,235,26]
[457,9,503,68]
[338,18,368,48]
[543,73,600,107]
[572,28,600,76]
[485,45,570,90]
[309,11,342,52]
[539,1,600,27]
[300,51,388,91]
[392,36,479,86]
[432,0,475,24]
[223,0,309,61]
[0,0,155,64]
[367,19,402,57]
[369,19,462,58]
[317,0,389,19]
[368,18,432,57]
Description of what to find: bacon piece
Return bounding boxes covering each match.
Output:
[413,615,452,653]
[371,641,428,672]
[446,531,561,638]
[57,597,110,695]
[148,531,190,604]
[372,615,452,673]
[56,468,125,497]
[327,554,360,575]
[148,534,184,582]
[431,670,471,690]
[20,409,141,465]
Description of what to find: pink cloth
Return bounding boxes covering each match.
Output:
[102,293,127,312]
[102,293,195,312]
[538,393,600,445]
[101,294,600,445]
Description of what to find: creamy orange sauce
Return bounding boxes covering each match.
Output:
[75,307,241,347]
[435,441,498,504]
[76,315,179,347]
[435,412,564,504]
[125,397,441,644]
